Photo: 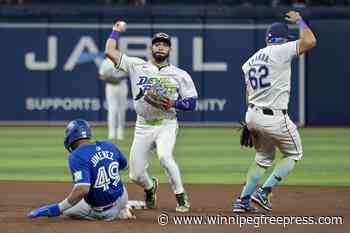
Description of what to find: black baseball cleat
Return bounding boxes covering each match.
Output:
[175,193,191,213]
[144,177,159,209]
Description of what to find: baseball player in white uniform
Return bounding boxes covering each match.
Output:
[233,11,317,213]
[104,21,198,213]
[99,58,129,140]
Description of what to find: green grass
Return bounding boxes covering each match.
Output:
[0,127,350,186]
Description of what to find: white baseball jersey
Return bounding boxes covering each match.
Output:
[99,58,128,82]
[242,40,299,110]
[117,54,198,120]
[99,58,128,140]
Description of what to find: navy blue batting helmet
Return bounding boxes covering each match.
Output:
[64,119,92,152]
[266,22,294,44]
[152,32,171,47]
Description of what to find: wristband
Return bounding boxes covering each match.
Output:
[296,19,307,30]
[109,30,119,40]
[175,98,197,111]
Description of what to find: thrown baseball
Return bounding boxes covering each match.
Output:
[116,21,127,32]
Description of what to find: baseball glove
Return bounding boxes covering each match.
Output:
[143,84,173,111]
[239,121,254,148]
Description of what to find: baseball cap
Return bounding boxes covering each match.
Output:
[152,32,171,47]
[266,22,294,43]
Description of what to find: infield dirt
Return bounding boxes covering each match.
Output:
[0,181,348,233]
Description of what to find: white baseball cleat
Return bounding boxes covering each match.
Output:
[118,207,136,219]
[127,200,147,210]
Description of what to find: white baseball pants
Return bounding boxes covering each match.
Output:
[106,82,128,139]
[129,117,185,194]
[246,105,303,167]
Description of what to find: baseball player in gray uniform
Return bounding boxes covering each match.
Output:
[233,11,317,213]
[104,21,198,213]
[99,58,129,140]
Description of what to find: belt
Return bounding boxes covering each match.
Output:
[92,202,116,212]
[248,104,286,116]
[144,118,164,125]
[88,193,122,212]
[143,116,176,126]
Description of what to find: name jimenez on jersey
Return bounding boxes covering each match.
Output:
[91,148,115,168]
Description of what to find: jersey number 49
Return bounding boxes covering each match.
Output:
[248,65,271,90]
[94,162,120,191]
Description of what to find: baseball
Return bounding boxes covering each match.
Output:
[117,21,127,32]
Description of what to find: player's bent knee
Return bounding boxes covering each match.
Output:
[256,162,269,169]
[129,173,138,183]
[159,156,176,169]
[284,152,303,161]
[255,158,274,167]
[129,171,145,183]
[255,152,275,167]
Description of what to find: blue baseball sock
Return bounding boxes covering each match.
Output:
[262,157,296,194]
[240,162,267,199]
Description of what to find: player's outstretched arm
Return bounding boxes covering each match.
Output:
[105,21,127,67]
[27,185,89,218]
[285,11,317,55]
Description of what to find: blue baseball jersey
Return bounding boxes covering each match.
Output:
[68,140,128,207]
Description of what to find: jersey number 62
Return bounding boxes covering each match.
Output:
[248,65,271,90]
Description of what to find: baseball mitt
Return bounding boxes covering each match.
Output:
[239,121,254,148]
[143,84,173,111]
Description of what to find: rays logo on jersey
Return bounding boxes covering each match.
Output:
[136,76,177,97]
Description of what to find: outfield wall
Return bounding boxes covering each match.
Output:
[0,6,349,125]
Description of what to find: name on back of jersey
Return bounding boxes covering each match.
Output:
[91,150,114,167]
[248,53,269,66]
